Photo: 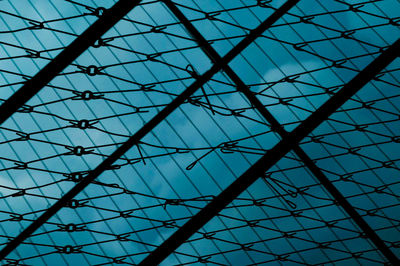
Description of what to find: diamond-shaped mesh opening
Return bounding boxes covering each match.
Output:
[0,0,400,265]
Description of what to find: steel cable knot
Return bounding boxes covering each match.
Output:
[66,199,88,209]
[197,255,212,263]
[257,0,272,7]
[56,245,82,254]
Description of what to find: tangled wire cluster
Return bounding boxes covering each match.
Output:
[0,0,399,265]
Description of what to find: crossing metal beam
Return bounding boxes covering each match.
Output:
[138,38,400,265]
[0,0,300,260]
[161,0,398,263]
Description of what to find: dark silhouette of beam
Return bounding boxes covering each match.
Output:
[0,0,300,260]
[161,0,399,263]
[139,38,400,265]
[0,0,143,126]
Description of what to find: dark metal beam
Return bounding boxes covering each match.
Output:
[0,0,143,126]
[139,38,400,265]
[162,0,398,263]
[0,0,299,260]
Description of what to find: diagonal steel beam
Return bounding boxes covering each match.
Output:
[0,0,299,260]
[162,0,398,262]
[0,0,143,126]
[139,38,400,265]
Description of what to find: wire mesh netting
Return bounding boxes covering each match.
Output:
[0,0,399,265]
